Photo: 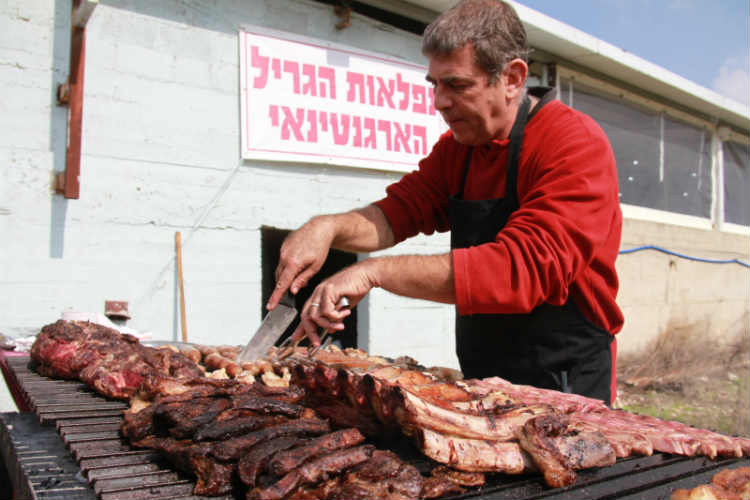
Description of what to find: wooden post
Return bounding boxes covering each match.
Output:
[175,232,188,342]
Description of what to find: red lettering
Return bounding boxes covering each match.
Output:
[393,123,411,153]
[271,58,282,79]
[306,109,318,143]
[412,85,427,114]
[282,60,300,94]
[376,77,396,109]
[318,111,328,132]
[318,67,336,99]
[396,73,409,110]
[413,125,427,155]
[352,116,362,148]
[279,106,305,141]
[250,45,269,89]
[346,72,365,103]
[269,104,279,126]
[363,117,376,149]
[367,75,375,106]
[302,64,317,96]
[377,120,392,151]
[330,113,350,145]
[266,104,432,156]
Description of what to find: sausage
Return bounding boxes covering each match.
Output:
[196,345,217,358]
[179,346,202,364]
[204,352,241,378]
[217,345,240,360]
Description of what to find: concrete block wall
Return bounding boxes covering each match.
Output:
[616,218,749,355]
[0,0,464,368]
[1,0,747,372]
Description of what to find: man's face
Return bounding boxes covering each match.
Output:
[426,44,510,145]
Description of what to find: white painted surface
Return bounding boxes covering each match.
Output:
[0,0,458,369]
[0,0,747,381]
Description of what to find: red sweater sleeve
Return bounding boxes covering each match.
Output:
[453,103,622,333]
[376,101,623,335]
[375,131,466,243]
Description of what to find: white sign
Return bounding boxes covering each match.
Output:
[239,28,447,171]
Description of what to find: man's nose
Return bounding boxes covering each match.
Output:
[433,86,451,111]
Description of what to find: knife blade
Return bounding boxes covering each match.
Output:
[237,290,297,362]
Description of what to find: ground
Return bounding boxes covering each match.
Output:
[614,327,750,438]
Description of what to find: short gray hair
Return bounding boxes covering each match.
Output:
[422,0,529,83]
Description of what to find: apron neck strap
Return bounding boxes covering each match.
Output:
[504,94,531,204]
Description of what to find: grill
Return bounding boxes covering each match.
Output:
[1,354,747,500]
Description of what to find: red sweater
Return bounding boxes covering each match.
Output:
[375,98,624,336]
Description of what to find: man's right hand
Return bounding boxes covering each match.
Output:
[266,216,335,310]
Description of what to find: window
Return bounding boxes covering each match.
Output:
[723,141,750,226]
[559,77,718,221]
[662,117,711,218]
[569,80,663,210]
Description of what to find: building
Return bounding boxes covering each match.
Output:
[1,0,748,370]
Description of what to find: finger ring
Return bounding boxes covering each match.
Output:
[310,303,320,307]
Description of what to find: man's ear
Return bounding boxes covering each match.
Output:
[503,59,528,99]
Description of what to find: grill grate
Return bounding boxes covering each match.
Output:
[2,355,748,500]
[2,356,231,500]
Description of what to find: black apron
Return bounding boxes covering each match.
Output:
[449,87,612,402]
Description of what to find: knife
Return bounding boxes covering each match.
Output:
[237,290,297,362]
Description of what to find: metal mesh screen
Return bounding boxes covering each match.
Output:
[723,140,750,226]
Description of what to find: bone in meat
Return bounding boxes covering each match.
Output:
[416,427,532,474]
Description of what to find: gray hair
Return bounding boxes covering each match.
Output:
[422,0,529,83]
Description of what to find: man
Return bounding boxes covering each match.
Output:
[267,0,623,404]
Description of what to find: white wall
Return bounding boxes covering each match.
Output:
[0,0,462,369]
[1,0,746,376]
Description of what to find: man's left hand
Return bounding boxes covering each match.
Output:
[291,260,377,346]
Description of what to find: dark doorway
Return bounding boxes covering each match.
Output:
[261,226,358,349]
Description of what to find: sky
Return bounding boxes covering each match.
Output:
[515,0,750,106]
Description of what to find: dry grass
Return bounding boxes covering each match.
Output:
[616,318,750,438]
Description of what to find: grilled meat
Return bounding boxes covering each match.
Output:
[248,444,375,500]
[237,436,303,487]
[31,320,202,399]
[517,414,616,488]
[330,449,424,500]
[211,418,331,462]
[268,428,366,476]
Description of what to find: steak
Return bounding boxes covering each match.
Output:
[268,428,366,476]
[430,465,485,487]
[517,414,616,488]
[231,393,306,418]
[248,444,375,500]
[211,418,331,462]
[147,437,235,496]
[237,436,303,487]
[329,449,424,500]
[154,397,233,439]
[194,414,290,441]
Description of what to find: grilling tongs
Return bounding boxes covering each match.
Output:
[275,296,350,361]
